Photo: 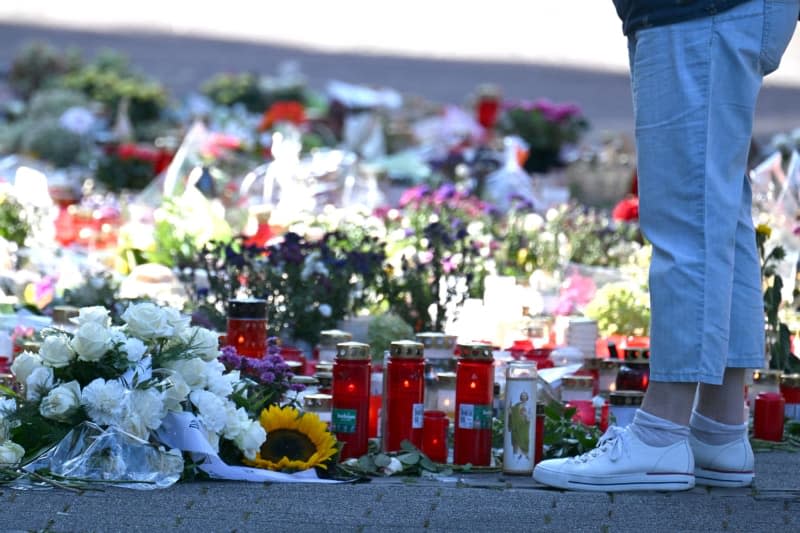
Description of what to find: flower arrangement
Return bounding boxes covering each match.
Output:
[95,142,173,192]
[496,98,589,173]
[757,224,800,373]
[0,302,266,484]
[381,184,493,332]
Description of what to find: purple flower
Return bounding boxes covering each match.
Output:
[434,183,457,205]
[399,185,430,207]
[290,383,307,393]
[260,371,276,384]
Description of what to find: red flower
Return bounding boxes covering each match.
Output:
[259,101,307,131]
[612,195,639,222]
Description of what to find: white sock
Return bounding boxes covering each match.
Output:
[690,410,747,445]
[628,409,690,447]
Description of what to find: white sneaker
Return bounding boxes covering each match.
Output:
[690,433,754,487]
[533,426,695,492]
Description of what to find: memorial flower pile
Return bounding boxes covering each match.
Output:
[0,302,266,480]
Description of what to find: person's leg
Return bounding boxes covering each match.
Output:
[690,0,799,487]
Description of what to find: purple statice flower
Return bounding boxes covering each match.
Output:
[260,371,276,384]
[290,382,307,393]
[219,345,244,370]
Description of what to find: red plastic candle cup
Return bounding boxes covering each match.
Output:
[226,298,267,358]
[453,343,495,466]
[383,341,426,452]
[754,391,785,442]
[422,410,449,463]
[332,342,372,459]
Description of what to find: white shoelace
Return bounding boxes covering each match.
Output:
[570,425,627,464]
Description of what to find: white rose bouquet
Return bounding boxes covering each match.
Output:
[0,302,266,486]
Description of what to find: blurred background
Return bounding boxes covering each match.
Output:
[2,0,799,139]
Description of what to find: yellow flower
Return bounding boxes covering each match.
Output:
[756,224,772,239]
[244,405,338,472]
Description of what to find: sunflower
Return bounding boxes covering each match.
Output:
[244,405,338,472]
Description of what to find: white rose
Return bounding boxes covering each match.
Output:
[0,440,25,466]
[25,366,54,402]
[109,327,127,344]
[190,390,227,433]
[10,351,42,384]
[39,334,75,368]
[234,419,266,461]
[73,306,111,327]
[181,326,220,362]
[81,378,126,426]
[167,358,208,390]
[318,303,332,318]
[163,307,191,337]
[163,373,190,412]
[122,302,173,339]
[122,337,147,363]
[39,380,81,422]
[71,322,112,362]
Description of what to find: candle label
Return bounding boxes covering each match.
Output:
[503,379,535,473]
[332,408,357,433]
[412,403,424,429]
[458,404,493,430]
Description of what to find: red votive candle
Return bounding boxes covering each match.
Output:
[226,298,267,358]
[332,342,372,460]
[754,391,785,442]
[453,343,495,466]
[383,341,425,452]
[422,410,449,463]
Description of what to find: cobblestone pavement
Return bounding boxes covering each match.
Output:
[1,451,798,532]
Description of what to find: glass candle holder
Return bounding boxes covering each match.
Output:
[561,375,595,402]
[754,391,785,442]
[383,340,425,452]
[226,298,267,358]
[454,343,495,466]
[608,390,644,427]
[503,360,537,475]
[332,341,372,460]
[422,410,449,463]
[780,373,800,421]
[317,329,353,363]
[425,371,456,418]
[304,393,333,428]
[598,360,619,396]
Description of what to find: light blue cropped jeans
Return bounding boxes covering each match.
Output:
[628,0,799,384]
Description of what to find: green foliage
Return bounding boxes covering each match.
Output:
[26,88,88,119]
[8,41,82,99]
[542,400,603,460]
[366,313,415,362]
[333,439,453,479]
[18,118,84,167]
[60,50,168,124]
[584,281,650,337]
[202,72,268,113]
[95,152,156,192]
[0,190,30,246]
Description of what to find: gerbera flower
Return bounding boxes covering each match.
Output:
[245,405,337,472]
